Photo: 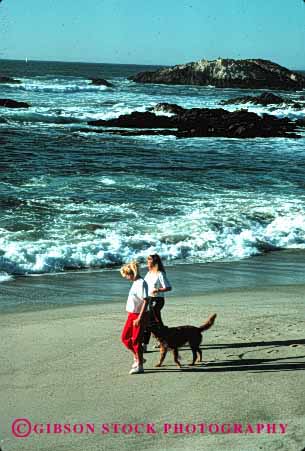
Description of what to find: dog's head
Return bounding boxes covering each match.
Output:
[150,323,169,339]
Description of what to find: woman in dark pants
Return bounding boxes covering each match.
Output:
[142,254,172,351]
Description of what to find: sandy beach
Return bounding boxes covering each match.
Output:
[2,3,305,450]
[1,255,305,451]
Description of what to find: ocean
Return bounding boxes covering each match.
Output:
[1,59,305,285]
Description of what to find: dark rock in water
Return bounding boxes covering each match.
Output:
[176,108,299,138]
[129,58,305,90]
[88,111,176,128]
[0,98,30,108]
[150,102,185,115]
[90,78,113,88]
[222,92,285,106]
[221,92,304,109]
[87,106,302,139]
[256,241,282,254]
[84,223,104,231]
[0,76,21,84]
[292,102,303,110]
[295,118,305,127]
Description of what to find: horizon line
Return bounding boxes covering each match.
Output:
[0,57,165,68]
[0,57,304,72]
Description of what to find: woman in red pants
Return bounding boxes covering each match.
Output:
[120,261,149,375]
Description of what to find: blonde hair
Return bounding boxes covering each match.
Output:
[120,261,140,279]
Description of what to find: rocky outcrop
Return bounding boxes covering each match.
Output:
[88,111,175,128]
[176,108,298,138]
[222,92,285,106]
[87,104,302,139]
[0,76,21,84]
[90,78,113,88]
[221,92,304,108]
[150,102,185,115]
[0,99,30,108]
[129,58,305,90]
[295,118,305,127]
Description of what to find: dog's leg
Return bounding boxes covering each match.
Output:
[189,347,197,366]
[173,348,182,368]
[155,345,167,367]
[197,348,202,363]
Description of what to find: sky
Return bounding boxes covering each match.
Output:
[0,0,305,69]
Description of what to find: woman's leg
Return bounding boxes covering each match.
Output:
[131,315,146,365]
[142,309,153,346]
[121,313,136,355]
[143,298,165,346]
[153,298,165,325]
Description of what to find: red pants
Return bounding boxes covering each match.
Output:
[121,312,145,360]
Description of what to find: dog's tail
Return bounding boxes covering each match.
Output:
[199,313,217,332]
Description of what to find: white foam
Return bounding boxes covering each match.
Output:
[1,198,305,276]
[12,79,109,94]
[5,104,150,126]
[222,102,305,121]
[99,177,116,185]
[0,272,13,283]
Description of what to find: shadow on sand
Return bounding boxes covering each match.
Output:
[145,338,305,374]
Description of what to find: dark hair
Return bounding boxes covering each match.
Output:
[148,254,166,273]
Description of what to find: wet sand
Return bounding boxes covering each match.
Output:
[0,254,305,450]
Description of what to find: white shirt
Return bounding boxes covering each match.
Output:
[144,271,171,297]
[126,278,148,313]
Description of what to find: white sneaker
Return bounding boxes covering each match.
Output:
[129,366,144,375]
[131,358,146,369]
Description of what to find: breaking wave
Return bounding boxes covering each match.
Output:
[1,200,305,275]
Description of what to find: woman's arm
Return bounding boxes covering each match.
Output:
[152,286,171,294]
[133,298,148,327]
[152,272,172,295]
[154,287,172,293]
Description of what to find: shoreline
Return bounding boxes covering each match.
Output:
[2,249,305,314]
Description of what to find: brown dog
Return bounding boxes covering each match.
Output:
[150,313,217,368]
